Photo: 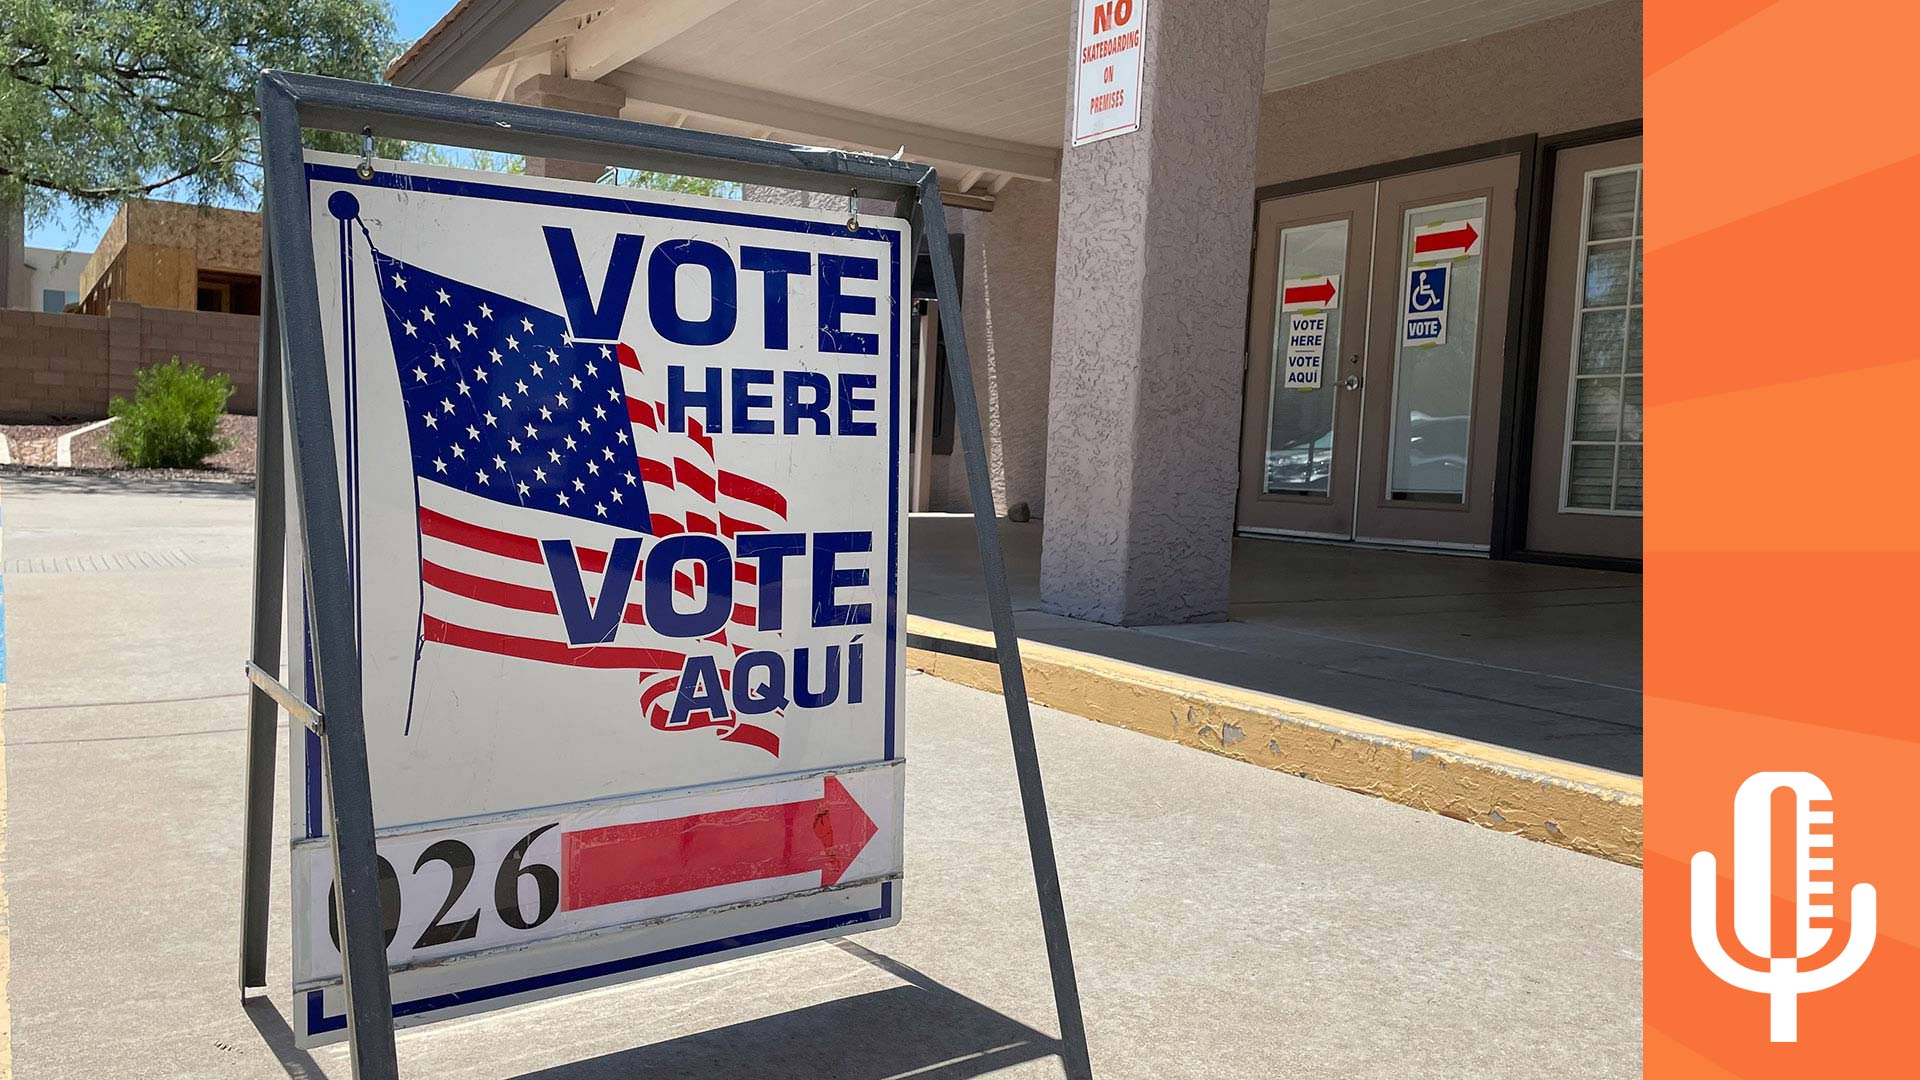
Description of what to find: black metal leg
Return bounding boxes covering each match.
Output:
[912,180,1096,1080]
[258,78,400,1080]
[240,250,288,996]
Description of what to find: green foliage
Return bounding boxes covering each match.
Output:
[415,146,525,175]
[611,168,741,200]
[108,358,234,469]
[414,147,740,200]
[1,0,404,225]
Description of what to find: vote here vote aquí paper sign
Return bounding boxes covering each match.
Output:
[287,152,907,1044]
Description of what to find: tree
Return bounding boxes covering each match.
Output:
[0,0,402,225]
[607,167,740,200]
[416,147,740,200]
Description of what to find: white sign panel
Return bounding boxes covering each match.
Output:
[1283,311,1328,389]
[1071,0,1149,147]
[289,152,907,1045]
[1402,264,1450,347]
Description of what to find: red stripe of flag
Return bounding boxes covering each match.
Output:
[685,416,714,458]
[423,560,650,627]
[718,471,788,517]
[719,512,766,538]
[422,559,556,614]
[419,507,542,563]
[627,397,657,430]
[675,457,717,502]
[422,506,653,580]
[637,457,673,486]
[423,615,682,670]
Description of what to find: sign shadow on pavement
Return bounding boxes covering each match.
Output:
[235,940,1060,1080]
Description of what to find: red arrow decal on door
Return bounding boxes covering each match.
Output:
[559,776,879,911]
[1413,221,1479,255]
[1282,278,1337,306]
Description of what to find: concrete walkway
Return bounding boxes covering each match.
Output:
[909,516,1643,775]
[0,472,1640,1078]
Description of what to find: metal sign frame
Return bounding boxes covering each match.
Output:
[237,70,1091,1080]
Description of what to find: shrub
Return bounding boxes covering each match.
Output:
[108,358,234,469]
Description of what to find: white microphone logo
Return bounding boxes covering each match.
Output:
[1691,771,1876,1041]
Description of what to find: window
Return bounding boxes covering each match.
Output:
[1560,166,1643,514]
[42,288,75,313]
[195,271,263,315]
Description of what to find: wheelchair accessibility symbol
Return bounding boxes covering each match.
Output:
[1403,265,1450,346]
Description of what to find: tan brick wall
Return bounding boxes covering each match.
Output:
[0,311,112,421]
[122,305,260,413]
[0,305,258,422]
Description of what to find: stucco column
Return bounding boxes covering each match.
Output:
[510,75,626,182]
[1039,0,1267,625]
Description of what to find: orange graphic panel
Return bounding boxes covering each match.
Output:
[1647,1,1920,1075]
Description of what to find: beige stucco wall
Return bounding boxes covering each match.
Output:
[930,178,1060,516]
[925,0,1640,519]
[1255,0,1642,186]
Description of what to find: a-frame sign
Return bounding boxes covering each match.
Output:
[237,71,1091,1079]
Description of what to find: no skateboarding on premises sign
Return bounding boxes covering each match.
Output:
[1071,0,1148,147]
[286,153,908,1044]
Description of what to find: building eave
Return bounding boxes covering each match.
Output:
[386,0,566,92]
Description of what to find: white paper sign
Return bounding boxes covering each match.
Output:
[289,151,908,1045]
[1284,311,1328,389]
[1071,0,1149,147]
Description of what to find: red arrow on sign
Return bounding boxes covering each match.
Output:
[560,776,879,911]
[1283,277,1337,306]
[1413,221,1479,256]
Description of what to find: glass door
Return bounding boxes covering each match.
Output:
[1353,156,1521,548]
[1235,183,1375,538]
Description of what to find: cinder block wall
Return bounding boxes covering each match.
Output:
[0,312,112,420]
[119,306,260,413]
[0,304,259,422]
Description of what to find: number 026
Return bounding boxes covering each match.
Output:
[327,823,560,952]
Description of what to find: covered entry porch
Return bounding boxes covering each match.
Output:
[909,515,1641,776]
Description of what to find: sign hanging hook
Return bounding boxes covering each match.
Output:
[356,126,376,180]
[846,189,860,233]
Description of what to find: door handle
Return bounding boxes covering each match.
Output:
[1341,374,1363,391]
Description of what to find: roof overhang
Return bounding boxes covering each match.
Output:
[386,0,567,94]
[385,0,1057,203]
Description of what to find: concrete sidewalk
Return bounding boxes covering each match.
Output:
[0,472,1641,1078]
[909,516,1642,776]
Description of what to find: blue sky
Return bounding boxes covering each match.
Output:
[26,0,455,251]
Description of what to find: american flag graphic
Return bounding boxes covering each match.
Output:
[366,244,793,757]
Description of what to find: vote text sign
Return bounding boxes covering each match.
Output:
[286,153,907,1045]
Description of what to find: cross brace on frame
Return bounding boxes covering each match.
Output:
[237,70,1092,1080]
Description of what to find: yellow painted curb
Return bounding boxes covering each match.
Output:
[905,615,1643,866]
